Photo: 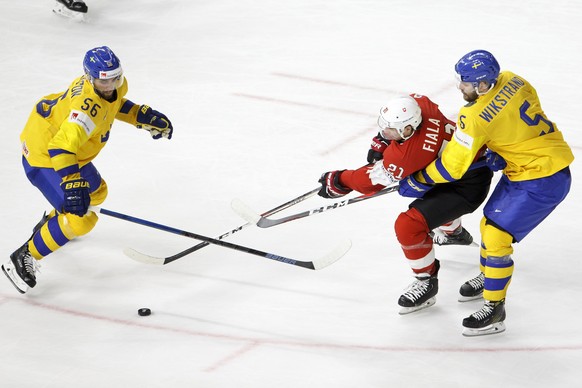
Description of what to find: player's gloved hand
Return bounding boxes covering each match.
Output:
[485,149,506,171]
[398,174,433,198]
[318,170,353,199]
[367,133,391,164]
[136,105,173,140]
[61,178,90,216]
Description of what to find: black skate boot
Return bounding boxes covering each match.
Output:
[2,243,39,294]
[398,260,440,314]
[53,0,88,20]
[462,299,506,336]
[431,227,475,246]
[458,272,484,302]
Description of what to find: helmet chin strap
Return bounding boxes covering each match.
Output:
[476,82,495,96]
[397,126,416,141]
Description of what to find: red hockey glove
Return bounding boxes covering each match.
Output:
[367,134,390,164]
[318,170,353,199]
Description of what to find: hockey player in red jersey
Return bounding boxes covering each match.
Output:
[317,94,492,314]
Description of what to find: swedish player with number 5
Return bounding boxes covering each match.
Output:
[2,46,173,294]
[400,50,574,336]
[318,94,492,315]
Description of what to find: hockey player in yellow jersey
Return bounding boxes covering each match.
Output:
[398,50,573,336]
[2,46,173,294]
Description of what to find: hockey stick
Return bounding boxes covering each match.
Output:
[125,187,320,265]
[232,184,399,228]
[90,206,350,270]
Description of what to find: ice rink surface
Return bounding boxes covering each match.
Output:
[1,1,581,387]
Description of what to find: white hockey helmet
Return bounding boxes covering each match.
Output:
[377,95,422,141]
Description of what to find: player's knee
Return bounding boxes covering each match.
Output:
[90,179,108,206]
[481,218,513,257]
[395,207,430,246]
[64,211,98,237]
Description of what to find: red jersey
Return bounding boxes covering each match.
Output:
[340,94,455,194]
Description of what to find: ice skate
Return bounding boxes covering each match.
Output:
[398,260,439,314]
[458,272,484,302]
[462,299,506,337]
[2,243,40,294]
[431,226,477,247]
[53,0,88,21]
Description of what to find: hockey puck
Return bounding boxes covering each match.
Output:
[138,308,151,316]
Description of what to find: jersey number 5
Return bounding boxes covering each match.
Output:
[519,100,554,136]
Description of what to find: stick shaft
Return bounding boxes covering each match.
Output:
[91,205,318,269]
[256,185,399,228]
[156,187,320,264]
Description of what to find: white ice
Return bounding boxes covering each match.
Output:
[1,1,581,387]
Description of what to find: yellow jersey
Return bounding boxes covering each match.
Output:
[20,75,141,178]
[420,71,574,183]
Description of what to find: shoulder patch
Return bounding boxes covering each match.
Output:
[68,110,96,136]
[453,128,474,149]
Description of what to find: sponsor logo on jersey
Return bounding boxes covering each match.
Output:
[68,110,96,136]
[22,141,29,158]
[453,128,473,149]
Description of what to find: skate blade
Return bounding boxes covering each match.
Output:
[52,3,87,22]
[435,240,479,247]
[458,293,483,302]
[398,297,436,315]
[462,321,506,337]
[1,264,28,294]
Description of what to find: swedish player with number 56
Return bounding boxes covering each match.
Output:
[2,46,174,294]
[407,50,574,336]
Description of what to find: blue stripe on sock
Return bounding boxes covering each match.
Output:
[484,276,511,291]
[47,217,69,246]
[32,230,52,257]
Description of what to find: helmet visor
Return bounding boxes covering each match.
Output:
[91,65,124,92]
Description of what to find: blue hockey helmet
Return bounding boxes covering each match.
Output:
[454,50,500,87]
[83,46,123,84]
